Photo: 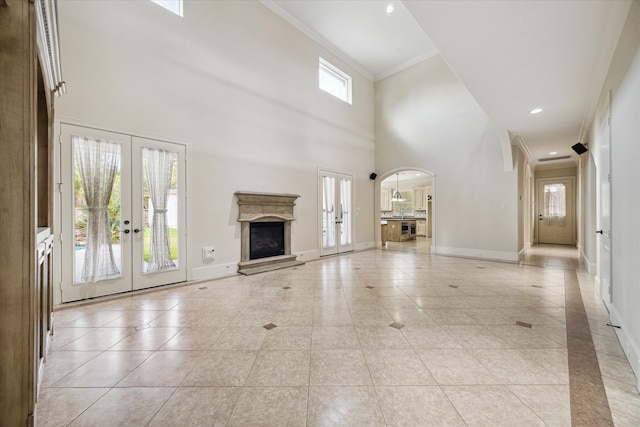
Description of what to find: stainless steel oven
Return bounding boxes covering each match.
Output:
[401,222,410,235]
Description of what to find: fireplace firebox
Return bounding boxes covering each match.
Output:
[250,222,285,260]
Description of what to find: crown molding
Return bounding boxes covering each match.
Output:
[260,0,374,81]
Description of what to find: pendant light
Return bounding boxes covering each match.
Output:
[391,173,405,201]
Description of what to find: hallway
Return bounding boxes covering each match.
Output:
[36,248,640,426]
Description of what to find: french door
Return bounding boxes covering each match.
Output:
[60,124,186,302]
[319,170,354,256]
[536,177,575,245]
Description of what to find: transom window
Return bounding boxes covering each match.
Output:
[151,0,183,17]
[319,58,352,104]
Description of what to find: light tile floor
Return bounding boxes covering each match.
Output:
[36,243,640,426]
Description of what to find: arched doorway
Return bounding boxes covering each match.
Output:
[376,168,435,254]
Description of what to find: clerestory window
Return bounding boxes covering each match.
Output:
[151,0,183,17]
[319,58,352,104]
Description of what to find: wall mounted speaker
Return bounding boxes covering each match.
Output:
[369,173,377,180]
[571,142,588,155]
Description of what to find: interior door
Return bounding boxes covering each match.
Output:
[536,178,574,245]
[319,170,354,256]
[60,124,186,302]
[597,100,612,307]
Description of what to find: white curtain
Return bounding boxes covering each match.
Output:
[143,147,176,272]
[340,177,352,245]
[74,136,121,283]
[544,183,567,227]
[322,175,336,248]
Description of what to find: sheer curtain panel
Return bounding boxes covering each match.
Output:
[74,136,121,282]
[143,147,176,272]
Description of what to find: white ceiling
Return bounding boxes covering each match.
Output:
[266,0,632,168]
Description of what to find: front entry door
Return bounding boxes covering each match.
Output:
[319,170,354,256]
[60,124,186,302]
[536,178,575,245]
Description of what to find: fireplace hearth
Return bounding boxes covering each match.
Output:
[235,192,304,275]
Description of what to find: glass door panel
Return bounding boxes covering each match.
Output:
[61,125,132,302]
[321,174,336,252]
[339,176,352,247]
[73,136,122,283]
[132,137,186,290]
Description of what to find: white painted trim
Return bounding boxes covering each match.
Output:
[581,249,596,275]
[294,249,320,263]
[375,50,439,81]
[500,130,515,172]
[513,133,536,168]
[435,246,519,263]
[355,241,376,252]
[609,305,640,393]
[259,0,374,81]
[190,263,238,281]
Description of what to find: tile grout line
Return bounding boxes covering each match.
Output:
[564,268,614,426]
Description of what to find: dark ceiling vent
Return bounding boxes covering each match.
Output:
[538,155,572,162]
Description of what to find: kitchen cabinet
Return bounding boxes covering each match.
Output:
[416,220,427,236]
[413,187,427,210]
[380,188,393,211]
[36,228,54,398]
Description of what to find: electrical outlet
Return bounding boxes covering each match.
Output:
[202,246,215,261]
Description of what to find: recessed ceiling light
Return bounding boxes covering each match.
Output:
[386,4,394,14]
[416,173,421,176]
[530,108,543,114]
[549,151,557,155]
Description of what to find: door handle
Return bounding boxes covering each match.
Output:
[596,230,603,234]
[538,214,543,221]
[122,229,130,234]
[133,228,141,233]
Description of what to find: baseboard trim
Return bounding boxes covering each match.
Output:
[435,246,519,263]
[609,305,640,393]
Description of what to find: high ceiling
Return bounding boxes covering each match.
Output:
[265,0,632,168]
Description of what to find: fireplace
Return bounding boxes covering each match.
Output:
[250,222,285,260]
[235,191,305,275]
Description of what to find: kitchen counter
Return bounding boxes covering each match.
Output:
[381,219,416,242]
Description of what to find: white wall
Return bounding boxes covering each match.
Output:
[55,0,375,282]
[375,56,519,262]
[588,1,640,387]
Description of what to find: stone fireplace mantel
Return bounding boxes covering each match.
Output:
[235,191,305,275]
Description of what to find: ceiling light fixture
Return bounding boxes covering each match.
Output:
[391,173,405,202]
[549,151,557,155]
[386,4,394,14]
[530,108,543,114]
